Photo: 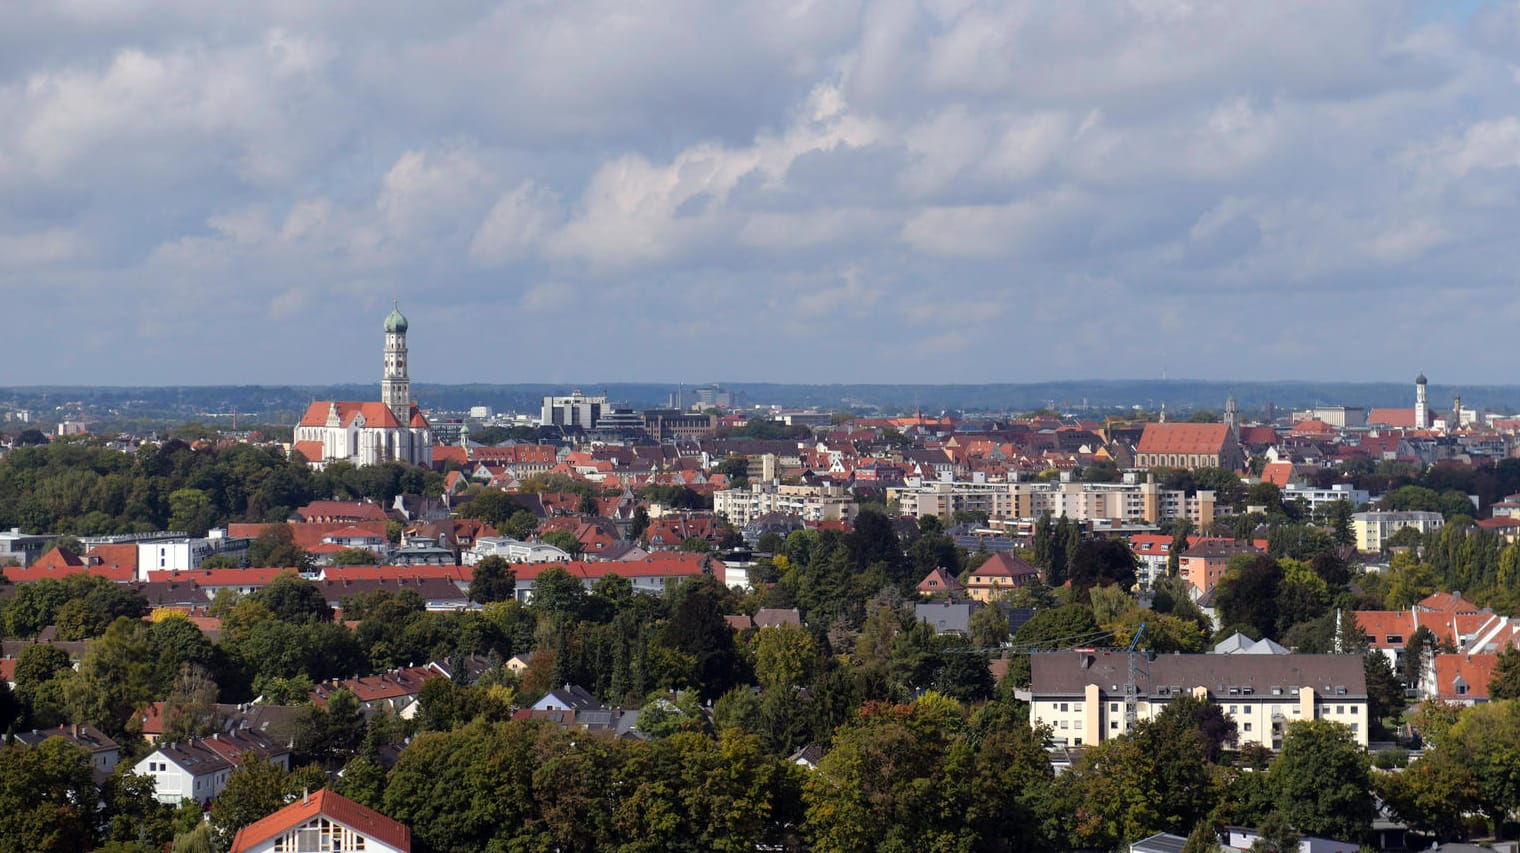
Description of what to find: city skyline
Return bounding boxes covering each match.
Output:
[3,2,1518,385]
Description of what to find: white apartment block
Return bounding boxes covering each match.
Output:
[892,474,1215,527]
[1280,482,1370,513]
[1028,652,1368,750]
[1352,510,1445,552]
[712,482,858,527]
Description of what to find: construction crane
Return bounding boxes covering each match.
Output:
[1124,622,1147,731]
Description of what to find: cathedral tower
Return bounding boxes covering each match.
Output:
[382,302,410,425]
[1415,371,1428,430]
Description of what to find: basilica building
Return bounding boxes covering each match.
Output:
[292,304,434,469]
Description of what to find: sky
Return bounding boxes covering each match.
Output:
[3,0,1519,387]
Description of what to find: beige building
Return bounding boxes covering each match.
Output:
[1352,510,1445,552]
[1008,477,1216,527]
[891,474,1215,527]
[1028,652,1368,750]
[712,482,858,527]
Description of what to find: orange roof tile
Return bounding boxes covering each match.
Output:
[1136,423,1233,455]
[229,788,411,853]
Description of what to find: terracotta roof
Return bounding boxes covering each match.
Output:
[297,502,391,523]
[969,552,1039,580]
[33,547,85,570]
[298,401,407,430]
[1418,592,1483,614]
[1433,653,1498,703]
[230,788,411,853]
[292,440,326,462]
[311,665,441,707]
[146,568,294,587]
[1366,408,1421,428]
[916,567,964,595]
[319,564,466,583]
[85,544,140,573]
[1136,423,1233,455]
[512,553,708,583]
[1237,426,1279,446]
[1259,462,1297,488]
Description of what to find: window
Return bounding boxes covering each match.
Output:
[1229,705,1238,714]
[1110,721,1118,730]
[1243,722,1252,732]
[1110,703,1119,713]
[1073,703,1083,713]
[1059,702,1069,712]
[1457,684,1469,696]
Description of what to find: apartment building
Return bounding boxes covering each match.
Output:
[1029,652,1368,750]
[1351,510,1445,552]
[712,481,858,526]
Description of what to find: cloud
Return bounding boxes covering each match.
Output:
[4,1,1520,385]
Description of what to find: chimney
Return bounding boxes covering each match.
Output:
[303,788,310,804]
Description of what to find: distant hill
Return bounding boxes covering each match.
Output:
[0,378,1508,426]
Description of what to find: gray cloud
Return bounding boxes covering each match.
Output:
[2,0,1519,387]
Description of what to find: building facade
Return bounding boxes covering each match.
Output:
[1028,652,1369,750]
[1352,510,1445,552]
[713,482,858,527]
[292,305,433,469]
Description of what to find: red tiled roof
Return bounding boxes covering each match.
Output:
[1136,423,1232,455]
[319,565,467,583]
[86,544,139,573]
[1237,426,1279,445]
[1419,592,1483,614]
[1433,653,1499,703]
[229,788,411,853]
[1366,408,1420,428]
[969,552,1039,580]
[311,665,440,706]
[916,567,964,594]
[299,401,403,430]
[1259,462,1297,488]
[297,502,391,523]
[292,440,326,462]
[33,547,84,570]
[147,568,294,586]
[512,553,708,583]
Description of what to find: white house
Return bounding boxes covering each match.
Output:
[230,788,411,853]
[134,731,290,804]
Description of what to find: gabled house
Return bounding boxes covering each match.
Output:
[916,567,965,599]
[965,553,1040,602]
[532,684,603,712]
[13,723,120,782]
[229,788,412,853]
[135,730,291,804]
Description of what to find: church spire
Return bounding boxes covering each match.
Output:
[382,303,410,424]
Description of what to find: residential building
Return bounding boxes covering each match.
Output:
[1432,653,1498,705]
[292,305,433,469]
[135,731,290,804]
[713,481,858,527]
[894,480,1014,521]
[1008,476,1217,527]
[310,664,445,719]
[916,567,965,598]
[1280,482,1370,513]
[136,529,250,579]
[464,537,573,566]
[13,724,120,781]
[229,788,412,853]
[1178,539,1264,598]
[965,552,1040,601]
[510,554,710,603]
[1128,533,1200,589]
[1029,652,1369,749]
[1351,510,1445,553]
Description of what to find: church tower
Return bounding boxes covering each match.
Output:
[1415,371,1428,430]
[1223,394,1239,438]
[382,302,410,425]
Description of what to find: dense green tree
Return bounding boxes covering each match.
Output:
[0,737,101,853]
[251,572,333,624]
[1214,556,1281,639]
[468,555,517,604]
[245,524,312,569]
[1490,647,1520,700]
[1270,720,1373,842]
